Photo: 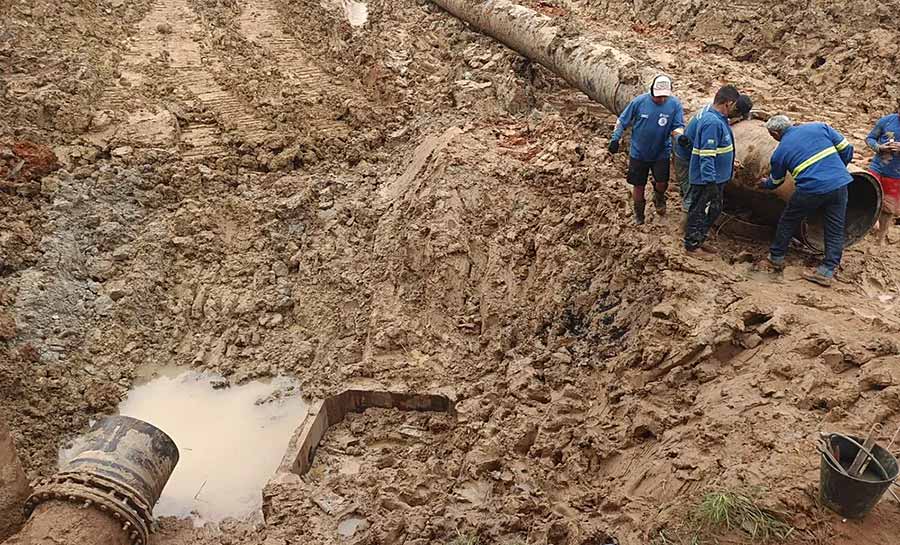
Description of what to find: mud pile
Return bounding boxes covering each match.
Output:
[581,0,899,113]
[2,0,900,544]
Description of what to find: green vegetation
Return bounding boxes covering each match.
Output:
[651,488,796,544]
[449,532,480,545]
[692,490,795,541]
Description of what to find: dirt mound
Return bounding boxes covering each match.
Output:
[580,0,900,113]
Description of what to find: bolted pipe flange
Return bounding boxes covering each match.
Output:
[26,471,151,545]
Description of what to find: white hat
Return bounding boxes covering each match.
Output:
[651,75,673,97]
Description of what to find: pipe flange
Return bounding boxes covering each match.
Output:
[26,472,151,545]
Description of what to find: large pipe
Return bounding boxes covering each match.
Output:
[0,417,30,541]
[431,0,656,114]
[729,120,883,250]
[4,416,178,545]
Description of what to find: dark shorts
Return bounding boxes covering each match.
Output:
[627,157,670,186]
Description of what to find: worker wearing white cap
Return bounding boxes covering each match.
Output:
[608,75,685,224]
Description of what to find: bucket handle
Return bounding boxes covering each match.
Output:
[827,433,894,482]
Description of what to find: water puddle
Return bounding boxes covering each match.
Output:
[321,0,368,27]
[68,366,307,525]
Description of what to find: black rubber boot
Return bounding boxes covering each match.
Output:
[633,199,646,225]
[653,190,667,216]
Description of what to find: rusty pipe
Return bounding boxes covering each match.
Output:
[431,0,657,114]
[0,417,30,541]
[729,120,883,250]
[4,416,179,545]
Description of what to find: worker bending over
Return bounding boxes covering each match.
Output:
[608,74,685,225]
[683,85,740,257]
[866,98,900,244]
[759,115,854,287]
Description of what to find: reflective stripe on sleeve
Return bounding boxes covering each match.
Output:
[790,146,839,178]
[691,144,734,157]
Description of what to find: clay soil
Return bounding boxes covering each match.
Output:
[2,0,900,544]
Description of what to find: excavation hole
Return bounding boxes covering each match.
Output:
[104,366,305,525]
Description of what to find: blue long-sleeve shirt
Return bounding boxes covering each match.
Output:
[762,123,853,194]
[674,104,710,161]
[611,94,685,162]
[866,113,900,178]
[687,107,734,185]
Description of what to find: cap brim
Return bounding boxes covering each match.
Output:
[654,89,672,97]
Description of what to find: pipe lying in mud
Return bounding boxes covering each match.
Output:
[430,0,656,115]
[729,120,883,251]
[3,416,178,545]
[1,417,31,541]
[431,0,883,247]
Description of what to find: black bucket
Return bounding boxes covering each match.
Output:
[819,434,899,518]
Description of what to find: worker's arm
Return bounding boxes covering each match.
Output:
[866,119,885,152]
[611,98,637,143]
[671,101,686,137]
[761,147,787,190]
[693,121,720,183]
[826,125,854,165]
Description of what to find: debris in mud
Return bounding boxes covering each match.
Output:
[0,141,59,184]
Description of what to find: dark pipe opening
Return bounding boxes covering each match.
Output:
[723,172,882,253]
[801,171,883,252]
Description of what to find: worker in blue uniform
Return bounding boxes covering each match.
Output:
[865,98,900,244]
[674,94,753,226]
[758,115,855,287]
[683,85,740,258]
[608,75,685,225]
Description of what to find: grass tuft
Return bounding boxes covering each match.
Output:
[693,490,795,541]
[449,531,479,545]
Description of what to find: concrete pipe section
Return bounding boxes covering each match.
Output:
[3,416,178,545]
[1,417,31,541]
[729,120,883,251]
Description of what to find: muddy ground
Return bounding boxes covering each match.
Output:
[2,0,900,544]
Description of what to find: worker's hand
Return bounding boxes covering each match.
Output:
[608,140,620,154]
[677,134,690,148]
[757,176,771,190]
[883,142,900,153]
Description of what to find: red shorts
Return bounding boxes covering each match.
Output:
[870,170,900,215]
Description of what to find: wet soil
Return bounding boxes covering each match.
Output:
[2,0,900,545]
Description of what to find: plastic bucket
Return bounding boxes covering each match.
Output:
[819,434,899,518]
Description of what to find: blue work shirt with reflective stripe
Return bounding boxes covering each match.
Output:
[866,113,900,179]
[687,107,734,185]
[673,104,711,161]
[762,123,853,195]
[611,94,685,162]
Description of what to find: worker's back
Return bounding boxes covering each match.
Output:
[772,123,853,194]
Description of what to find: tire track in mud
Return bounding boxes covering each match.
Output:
[99,0,274,159]
[238,0,349,137]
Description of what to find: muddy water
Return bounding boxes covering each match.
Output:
[81,367,306,525]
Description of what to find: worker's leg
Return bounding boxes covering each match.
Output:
[703,182,725,231]
[819,185,848,276]
[650,159,670,215]
[875,211,894,245]
[627,158,651,224]
[674,155,691,209]
[769,190,815,265]
[684,184,714,251]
